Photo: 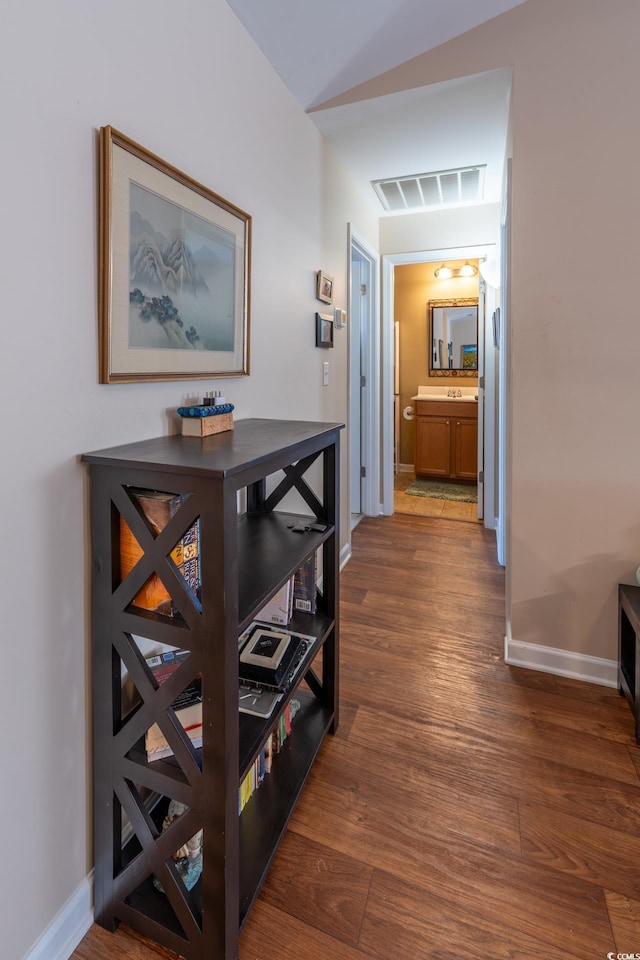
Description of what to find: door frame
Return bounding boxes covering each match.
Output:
[381,243,496,517]
[497,160,512,570]
[348,225,380,519]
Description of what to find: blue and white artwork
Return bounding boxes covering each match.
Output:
[128,182,236,352]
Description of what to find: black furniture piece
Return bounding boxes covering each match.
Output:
[619,583,640,743]
[82,419,342,960]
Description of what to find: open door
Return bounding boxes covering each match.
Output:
[348,226,380,525]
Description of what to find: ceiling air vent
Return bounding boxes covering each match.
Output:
[371,165,486,213]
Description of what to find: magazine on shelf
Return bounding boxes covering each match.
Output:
[238,684,281,719]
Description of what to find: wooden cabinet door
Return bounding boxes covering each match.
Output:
[453,417,478,480]
[415,416,451,477]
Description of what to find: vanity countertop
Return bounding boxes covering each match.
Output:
[412,386,478,402]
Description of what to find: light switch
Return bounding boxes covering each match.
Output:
[322,361,329,386]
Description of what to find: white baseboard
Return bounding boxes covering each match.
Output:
[397,463,414,473]
[505,632,618,688]
[24,875,93,960]
[340,541,351,571]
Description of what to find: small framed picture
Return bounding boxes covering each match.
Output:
[460,344,478,369]
[316,270,334,304]
[316,312,334,348]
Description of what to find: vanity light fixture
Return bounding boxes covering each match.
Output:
[479,257,500,288]
[434,262,478,280]
[434,263,452,279]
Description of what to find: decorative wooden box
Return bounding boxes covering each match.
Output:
[181,412,234,437]
[178,400,235,437]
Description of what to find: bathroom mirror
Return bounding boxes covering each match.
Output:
[428,298,478,377]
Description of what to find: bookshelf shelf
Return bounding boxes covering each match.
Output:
[82,418,342,960]
[236,512,332,630]
[238,692,333,925]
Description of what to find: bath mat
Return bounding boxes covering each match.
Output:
[405,479,477,502]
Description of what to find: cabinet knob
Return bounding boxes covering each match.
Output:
[446,420,450,425]
[457,421,460,426]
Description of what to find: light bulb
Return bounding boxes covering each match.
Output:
[460,262,476,277]
[434,264,452,280]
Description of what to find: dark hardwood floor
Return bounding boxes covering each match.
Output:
[72,513,640,960]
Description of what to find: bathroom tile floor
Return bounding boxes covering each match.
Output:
[394,471,480,523]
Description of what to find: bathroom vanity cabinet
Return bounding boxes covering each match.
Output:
[414,399,478,481]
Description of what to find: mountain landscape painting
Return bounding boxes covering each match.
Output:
[129,182,236,352]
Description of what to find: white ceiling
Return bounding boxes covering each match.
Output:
[225,0,521,214]
[312,67,512,211]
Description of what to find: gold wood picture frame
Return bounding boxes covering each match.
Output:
[99,126,251,383]
[316,270,333,304]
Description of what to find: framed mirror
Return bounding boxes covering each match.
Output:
[428,298,478,377]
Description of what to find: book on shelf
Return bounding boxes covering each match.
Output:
[120,488,201,616]
[144,650,202,760]
[238,699,300,814]
[145,701,203,761]
[293,553,317,614]
[146,648,202,710]
[255,577,294,626]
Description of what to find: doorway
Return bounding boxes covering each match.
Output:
[381,244,497,529]
[348,226,380,528]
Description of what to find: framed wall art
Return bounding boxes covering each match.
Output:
[316,270,333,304]
[460,344,478,368]
[316,313,334,348]
[99,126,251,383]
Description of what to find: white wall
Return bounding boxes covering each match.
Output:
[0,2,378,957]
[316,0,640,680]
[380,204,500,256]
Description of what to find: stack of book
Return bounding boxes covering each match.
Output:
[237,621,312,718]
[238,699,299,813]
[255,552,318,626]
[120,487,201,617]
[144,650,203,761]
